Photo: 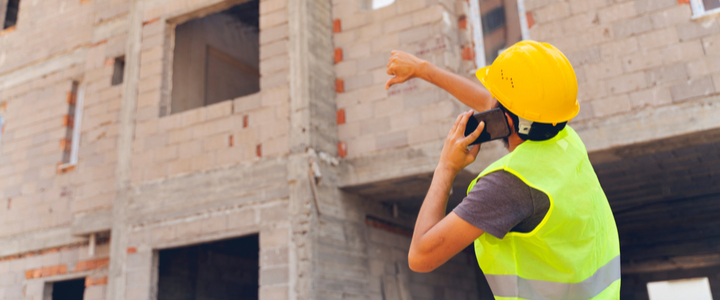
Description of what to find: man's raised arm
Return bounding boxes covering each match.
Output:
[386,50,495,112]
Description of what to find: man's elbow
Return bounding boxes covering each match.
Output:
[408,252,438,273]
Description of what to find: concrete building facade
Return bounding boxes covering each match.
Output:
[0,0,718,299]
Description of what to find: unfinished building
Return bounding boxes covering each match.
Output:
[0,0,718,299]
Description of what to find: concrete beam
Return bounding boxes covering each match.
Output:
[71,209,113,236]
[0,227,87,258]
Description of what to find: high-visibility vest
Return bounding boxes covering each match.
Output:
[468,126,620,300]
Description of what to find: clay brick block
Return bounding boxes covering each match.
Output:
[638,27,679,50]
[677,21,720,41]
[333,19,342,33]
[670,76,715,102]
[527,12,536,28]
[335,60,357,78]
[598,2,636,24]
[461,46,474,61]
[127,247,137,254]
[234,93,262,113]
[613,16,653,39]
[205,101,233,121]
[336,78,345,93]
[85,276,108,287]
[338,142,347,158]
[629,87,672,108]
[650,5,692,29]
[645,63,687,86]
[660,41,704,64]
[260,9,288,30]
[260,0,287,14]
[344,73,373,92]
[260,267,289,285]
[75,258,109,272]
[334,48,343,64]
[635,0,676,14]
[261,227,289,248]
[337,109,346,124]
[622,50,663,73]
[568,0,606,14]
[396,0,426,14]
[412,5,444,26]
[260,39,288,60]
[399,24,433,45]
[534,2,570,23]
[607,72,647,95]
[376,131,408,150]
[384,14,414,34]
[260,24,288,46]
[591,95,632,117]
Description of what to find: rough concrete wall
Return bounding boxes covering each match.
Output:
[0,0,128,240]
[0,242,110,300]
[332,0,476,158]
[524,0,720,151]
[132,0,290,183]
[121,159,290,299]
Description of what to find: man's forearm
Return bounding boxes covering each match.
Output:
[419,62,494,112]
[411,166,457,250]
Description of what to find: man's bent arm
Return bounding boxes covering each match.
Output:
[408,112,486,273]
[386,51,495,112]
[419,61,494,112]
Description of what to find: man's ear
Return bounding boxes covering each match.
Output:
[505,112,514,131]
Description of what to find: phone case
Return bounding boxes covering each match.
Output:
[464,108,511,145]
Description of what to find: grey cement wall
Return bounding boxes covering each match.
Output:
[1,0,719,299]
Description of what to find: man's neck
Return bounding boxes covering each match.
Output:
[507,133,525,152]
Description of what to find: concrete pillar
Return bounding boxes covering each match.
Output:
[287,0,337,298]
[107,0,143,299]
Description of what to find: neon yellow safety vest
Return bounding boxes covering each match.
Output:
[468,126,620,300]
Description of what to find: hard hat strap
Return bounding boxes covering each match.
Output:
[517,117,533,135]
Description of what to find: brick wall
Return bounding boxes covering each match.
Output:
[527,0,716,121]
[131,0,290,183]
[0,242,110,300]
[0,0,127,239]
[333,0,477,158]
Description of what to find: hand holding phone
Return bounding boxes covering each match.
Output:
[463,108,511,145]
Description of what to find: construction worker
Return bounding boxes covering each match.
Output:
[385,41,620,299]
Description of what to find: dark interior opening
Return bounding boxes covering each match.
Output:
[3,0,19,29]
[112,56,125,86]
[51,278,85,300]
[171,0,260,114]
[157,234,259,300]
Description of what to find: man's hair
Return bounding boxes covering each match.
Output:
[496,102,567,141]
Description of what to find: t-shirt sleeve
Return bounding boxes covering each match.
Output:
[452,170,536,239]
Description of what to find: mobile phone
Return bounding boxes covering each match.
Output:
[464,108,511,145]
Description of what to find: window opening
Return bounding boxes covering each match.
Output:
[171,0,260,114]
[111,56,125,86]
[3,0,19,29]
[469,0,530,67]
[372,0,394,9]
[690,0,720,18]
[157,234,259,300]
[59,81,84,170]
[48,278,85,300]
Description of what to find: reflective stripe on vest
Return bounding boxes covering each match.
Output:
[485,255,621,300]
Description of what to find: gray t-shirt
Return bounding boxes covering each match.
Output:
[453,170,550,239]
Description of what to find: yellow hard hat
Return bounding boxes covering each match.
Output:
[476,40,579,124]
